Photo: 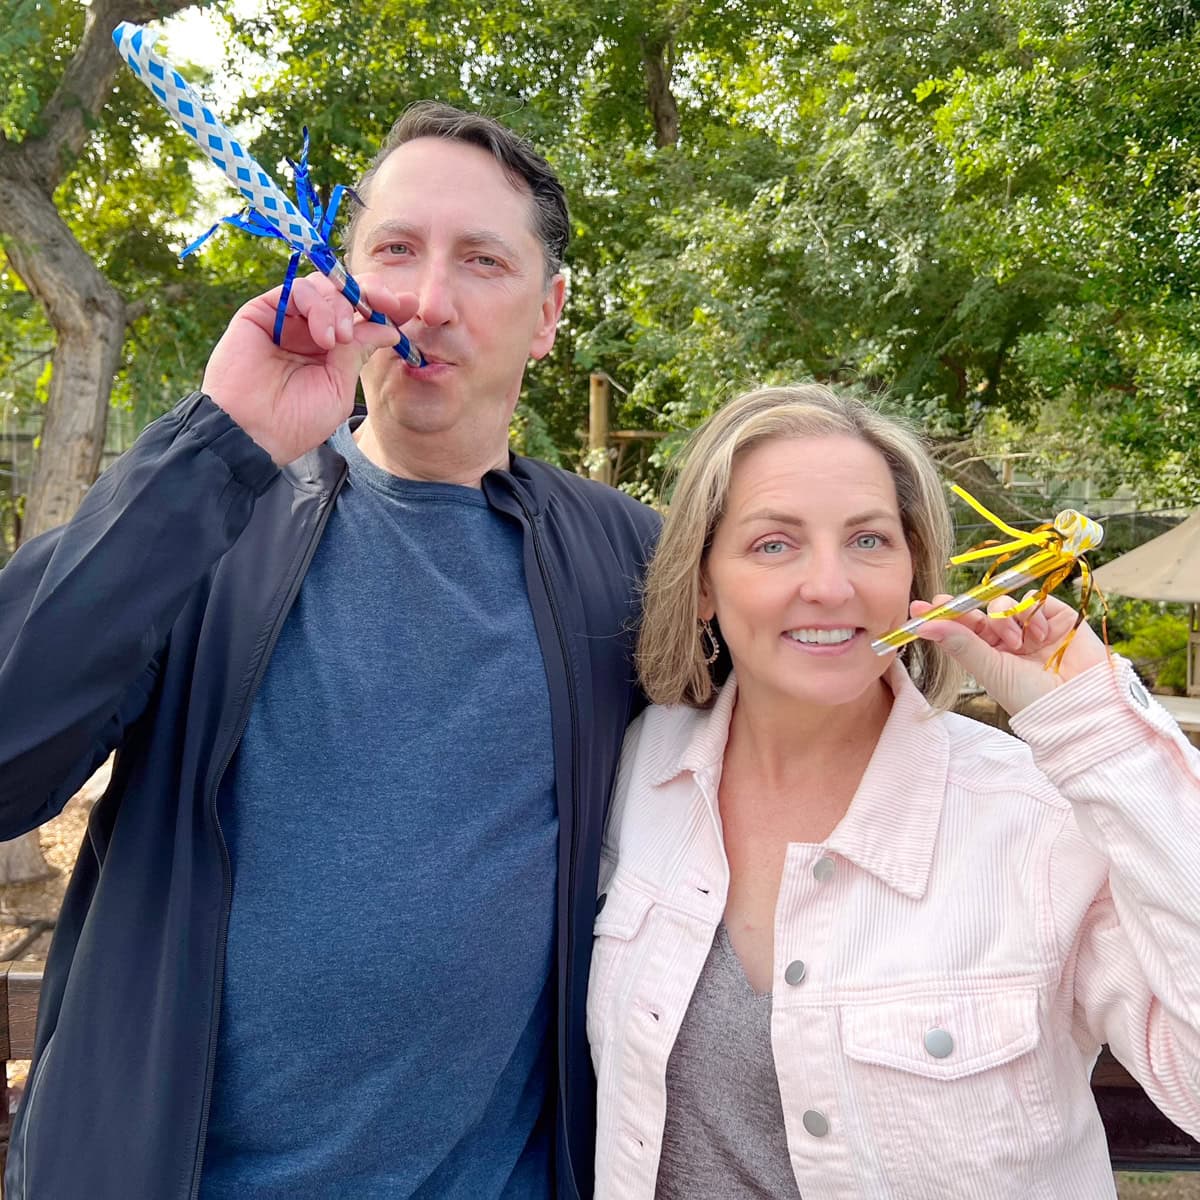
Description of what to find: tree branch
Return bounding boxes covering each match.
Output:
[641,35,681,148]
[8,347,55,375]
[0,175,123,335]
[123,281,189,326]
[22,0,199,190]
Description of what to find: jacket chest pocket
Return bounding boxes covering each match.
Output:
[587,876,654,1067]
[838,988,1061,1199]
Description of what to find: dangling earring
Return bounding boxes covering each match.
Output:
[699,618,721,665]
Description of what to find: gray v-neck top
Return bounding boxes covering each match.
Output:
[655,925,803,1199]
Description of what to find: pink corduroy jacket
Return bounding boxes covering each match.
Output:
[588,656,1200,1200]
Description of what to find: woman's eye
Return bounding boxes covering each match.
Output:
[757,540,788,555]
[855,533,884,550]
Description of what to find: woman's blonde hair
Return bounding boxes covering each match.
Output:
[636,383,963,710]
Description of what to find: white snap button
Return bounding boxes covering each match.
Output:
[802,1109,830,1137]
[784,960,807,986]
[924,1028,954,1058]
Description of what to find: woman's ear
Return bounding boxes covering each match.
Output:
[698,571,715,622]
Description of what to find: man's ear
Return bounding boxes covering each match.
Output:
[529,273,567,361]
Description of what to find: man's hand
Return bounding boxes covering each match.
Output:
[201,273,418,466]
[911,591,1108,717]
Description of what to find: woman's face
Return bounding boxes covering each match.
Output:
[700,434,914,714]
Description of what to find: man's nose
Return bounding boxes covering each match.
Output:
[413,259,457,328]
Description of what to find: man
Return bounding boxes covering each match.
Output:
[0,103,659,1200]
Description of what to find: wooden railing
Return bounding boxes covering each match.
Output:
[0,961,44,1187]
[0,963,1195,1180]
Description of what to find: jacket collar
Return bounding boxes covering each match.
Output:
[648,661,949,900]
[487,452,547,517]
[283,415,368,495]
[286,412,541,511]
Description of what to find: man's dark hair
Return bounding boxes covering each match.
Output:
[345,101,569,278]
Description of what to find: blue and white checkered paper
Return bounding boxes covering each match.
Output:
[114,22,325,255]
[112,21,424,366]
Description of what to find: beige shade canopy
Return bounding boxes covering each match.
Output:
[1092,509,1200,697]
[1092,510,1200,602]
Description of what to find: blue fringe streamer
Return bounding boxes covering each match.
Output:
[180,128,358,345]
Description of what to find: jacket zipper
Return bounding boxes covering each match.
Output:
[508,487,582,1174]
[186,469,346,1200]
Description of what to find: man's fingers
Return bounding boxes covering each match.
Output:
[349,316,409,354]
[357,277,421,330]
[286,275,348,349]
[253,272,422,356]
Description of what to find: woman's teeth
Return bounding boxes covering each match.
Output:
[786,628,856,645]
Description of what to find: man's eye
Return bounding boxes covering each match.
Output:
[474,255,499,267]
[384,244,412,256]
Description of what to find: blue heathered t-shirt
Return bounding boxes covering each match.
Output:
[199,424,558,1200]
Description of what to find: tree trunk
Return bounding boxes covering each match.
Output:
[642,36,681,148]
[0,184,122,883]
[0,0,197,544]
[1,179,126,542]
[0,0,193,883]
[0,836,54,886]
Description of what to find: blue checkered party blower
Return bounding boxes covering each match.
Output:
[112,21,425,366]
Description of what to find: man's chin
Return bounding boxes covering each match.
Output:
[393,398,463,437]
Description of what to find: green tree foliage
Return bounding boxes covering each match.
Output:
[0,2,281,430]
[3,0,1200,522]
[923,0,1200,498]
[1109,598,1190,691]
[591,0,1200,501]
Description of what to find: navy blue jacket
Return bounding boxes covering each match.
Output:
[0,393,660,1200]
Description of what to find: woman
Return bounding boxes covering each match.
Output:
[588,384,1200,1200]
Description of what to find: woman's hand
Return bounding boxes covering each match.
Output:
[910,591,1108,716]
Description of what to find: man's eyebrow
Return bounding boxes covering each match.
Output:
[362,220,521,260]
[457,229,523,259]
[737,508,900,527]
[362,218,422,244]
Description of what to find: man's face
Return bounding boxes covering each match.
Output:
[348,137,565,444]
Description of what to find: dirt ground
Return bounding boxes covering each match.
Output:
[1,762,1198,1196]
[0,758,106,1096]
[0,758,106,964]
[1118,1178,1200,1198]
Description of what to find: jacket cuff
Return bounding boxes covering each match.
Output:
[175,392,280,496]
[1009,655,1184,781]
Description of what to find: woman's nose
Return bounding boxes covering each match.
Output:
[797,546,855,604]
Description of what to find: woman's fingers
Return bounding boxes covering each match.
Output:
[913,595,1019,648]
[982,594,1027,651]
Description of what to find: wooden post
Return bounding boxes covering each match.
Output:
[1189,602,1198,698]
[0,960,43,1182]
[588,373,611,485]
